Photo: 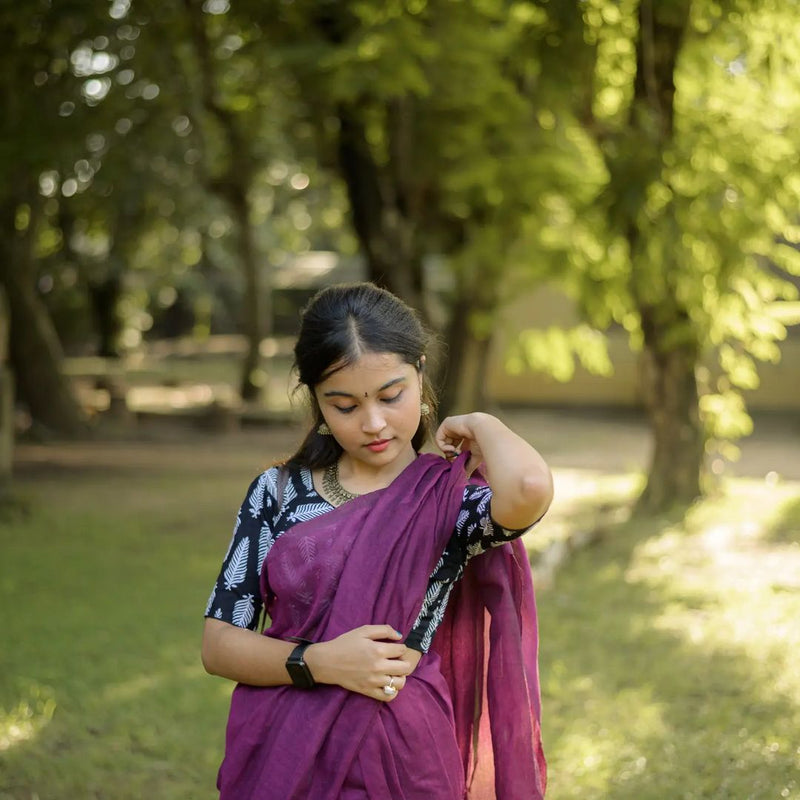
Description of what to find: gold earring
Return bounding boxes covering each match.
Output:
[317,422,332,435]
[420,402,431,417]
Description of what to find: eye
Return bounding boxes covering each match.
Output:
[382,391,403,404]
[334,405,357,414]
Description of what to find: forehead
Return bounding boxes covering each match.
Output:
[317,352,412,393]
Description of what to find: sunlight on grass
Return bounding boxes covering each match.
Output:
[525,468,643,557]
[551,468,643,508]
[549,684,667,796]
[0,684,56,752]
[539,477,800,800]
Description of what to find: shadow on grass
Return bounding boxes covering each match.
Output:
[538,511,800,800]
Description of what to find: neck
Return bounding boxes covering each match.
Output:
[338,446,417,491]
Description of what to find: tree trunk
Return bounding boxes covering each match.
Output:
[0,202,87,436]
[88,273,123,359]
[182,0,269,403]
[336,109,428,321]
[636,313,705,513]
[438,277,496,417]
[3,276,87,435]
[439,327,493,417]
[229,186,266,402]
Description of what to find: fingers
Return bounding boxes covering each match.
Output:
[377,655,414,676]
[331,626,417,702]
[374,673,407,702]
[435,419,472,459]
[372,643,409,661]
[359,624,404,641]
[435,430,464,458]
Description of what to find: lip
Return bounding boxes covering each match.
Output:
[365,439,392,452]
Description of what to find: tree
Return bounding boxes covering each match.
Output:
[537,0,800,511]
[0,3,106,434]
[254,0,592,412]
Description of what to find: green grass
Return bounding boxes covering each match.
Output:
[0,449,260,800]
[537,479,800,800]
[1,437,799,799]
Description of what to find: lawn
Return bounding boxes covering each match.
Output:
[537,479,800,800]
[1,427,798,799]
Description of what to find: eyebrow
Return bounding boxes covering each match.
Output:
[322,376,407,398]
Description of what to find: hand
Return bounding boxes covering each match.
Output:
[435,413,488,475]
[304,625,415,702]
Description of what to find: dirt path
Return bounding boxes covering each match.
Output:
[501,408,800,480]
[14,407,798,487]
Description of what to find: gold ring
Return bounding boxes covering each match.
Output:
[382,677,397,696]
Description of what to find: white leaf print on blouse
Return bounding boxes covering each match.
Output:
[224,536,250,589]
[264,469,278,501]
[249,473,269,518]
[475,487,491,516]
[287,502,329,524]
[282,478,298,508]
[257,522,274,575]
[232,594,255,628]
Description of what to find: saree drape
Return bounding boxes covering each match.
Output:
[217,453,546,799]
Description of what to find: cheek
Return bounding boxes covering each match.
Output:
[401,401,421,428]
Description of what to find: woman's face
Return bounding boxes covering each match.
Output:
[314,351,423,472]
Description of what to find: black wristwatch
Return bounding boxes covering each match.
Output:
[285,638,316,689]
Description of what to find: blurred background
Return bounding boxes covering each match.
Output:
[1,1,799,798]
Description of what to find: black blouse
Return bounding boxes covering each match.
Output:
[205,464,534,652]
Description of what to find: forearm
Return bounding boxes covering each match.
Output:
[202,619,416,700]
[202,618,298,686]
[470,414,553,529]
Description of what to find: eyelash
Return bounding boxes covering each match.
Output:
[334,391,403,414]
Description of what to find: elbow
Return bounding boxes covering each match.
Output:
[521,469,553,521]
[492,469,553,531]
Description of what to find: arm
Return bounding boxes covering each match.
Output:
[204,470,418,700]
[202,619,419,700]
[435,413,553,530]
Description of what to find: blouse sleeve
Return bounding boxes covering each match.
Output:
[203,469,279,631]
[406,483,542,653]
[456,483,539,560]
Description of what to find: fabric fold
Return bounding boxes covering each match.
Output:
[218,452,545,799]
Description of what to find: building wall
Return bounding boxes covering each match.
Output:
[488,287,800,411]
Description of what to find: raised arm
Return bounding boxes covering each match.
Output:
[435,413,553,530]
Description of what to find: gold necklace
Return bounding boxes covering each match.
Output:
[322,460,361,506]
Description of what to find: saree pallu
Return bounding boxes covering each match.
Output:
[217,453,546,799]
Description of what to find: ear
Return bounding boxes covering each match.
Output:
[417,355,426,372]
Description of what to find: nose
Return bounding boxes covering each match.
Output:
[361,404,387,435]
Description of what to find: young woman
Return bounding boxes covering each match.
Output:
[203,283,552,799]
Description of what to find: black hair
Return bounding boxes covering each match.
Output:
[285,282,437,470]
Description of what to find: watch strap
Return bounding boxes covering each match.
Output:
[286,639,316,689]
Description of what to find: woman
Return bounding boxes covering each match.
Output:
[203,283,552,799]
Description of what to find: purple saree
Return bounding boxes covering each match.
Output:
[217,453,546,799]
